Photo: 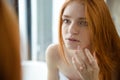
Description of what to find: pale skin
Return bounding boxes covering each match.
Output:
[46,1,99,80]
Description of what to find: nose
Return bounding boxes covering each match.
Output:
[68,22,79,34]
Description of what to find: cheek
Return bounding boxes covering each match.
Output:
[86,36,91,44]
[61,26,66,40]
[81,31,91,45]
[87,31,91,41]
[62,26,67,35]
[84,31,90,41]
[80,34,91,49]
[62,26,64,34]
[84,33,91,46]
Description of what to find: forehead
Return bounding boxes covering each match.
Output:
[62,1,85,18]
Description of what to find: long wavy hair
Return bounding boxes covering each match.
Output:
[58,0,120,80]
[0,0,21,80]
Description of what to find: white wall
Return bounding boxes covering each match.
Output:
[111,0,120,35]
[22,61,47,80]
[18,0,29,60]
[52,0,65,43]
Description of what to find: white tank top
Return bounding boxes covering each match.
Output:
[59,72,68,80]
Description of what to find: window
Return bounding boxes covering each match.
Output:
[19,0,53,61]
[18,0,120,62]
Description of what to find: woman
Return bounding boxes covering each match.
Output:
[0,0,21,80]
[46,0,120,80]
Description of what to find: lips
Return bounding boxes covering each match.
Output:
[66,38,80,42]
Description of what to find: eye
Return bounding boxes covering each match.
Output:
[62,19,71,24]
[79,21,88,26]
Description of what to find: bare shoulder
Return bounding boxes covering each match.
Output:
[45,43,60,65]
[45,43,60,80]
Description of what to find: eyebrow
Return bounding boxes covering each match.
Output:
[62,15,71,18]
[62,15,86,20]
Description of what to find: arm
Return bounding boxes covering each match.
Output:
[46,44,59,80]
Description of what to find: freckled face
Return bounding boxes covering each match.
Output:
[62,1,91,50]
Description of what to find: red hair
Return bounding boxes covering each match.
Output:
[0,0,21,80]
[58,0,120,80]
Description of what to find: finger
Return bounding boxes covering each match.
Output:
[74,51,83,64]
[84,49,100,73]
[74,46,85,65]
[75,46,89,68]
[77,71,84,80]
[93,52,99,68]
[84,49,97,66]
[77,46,88,62]
[93,52,97,62]
[72,57,84,71]
[72,57,84,80]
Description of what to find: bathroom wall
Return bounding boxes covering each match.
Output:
[107,0,120,35]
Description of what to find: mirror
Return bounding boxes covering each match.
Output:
[8,0,120,80]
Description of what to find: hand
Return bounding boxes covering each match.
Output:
[72,46,99,80]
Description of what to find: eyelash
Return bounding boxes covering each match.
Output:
[62,19,88,26]
[79,21,88,26]
[62,19,71,24]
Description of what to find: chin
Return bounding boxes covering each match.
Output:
[65,44,77,50]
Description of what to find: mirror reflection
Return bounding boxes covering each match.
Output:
[2,0,120,80]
